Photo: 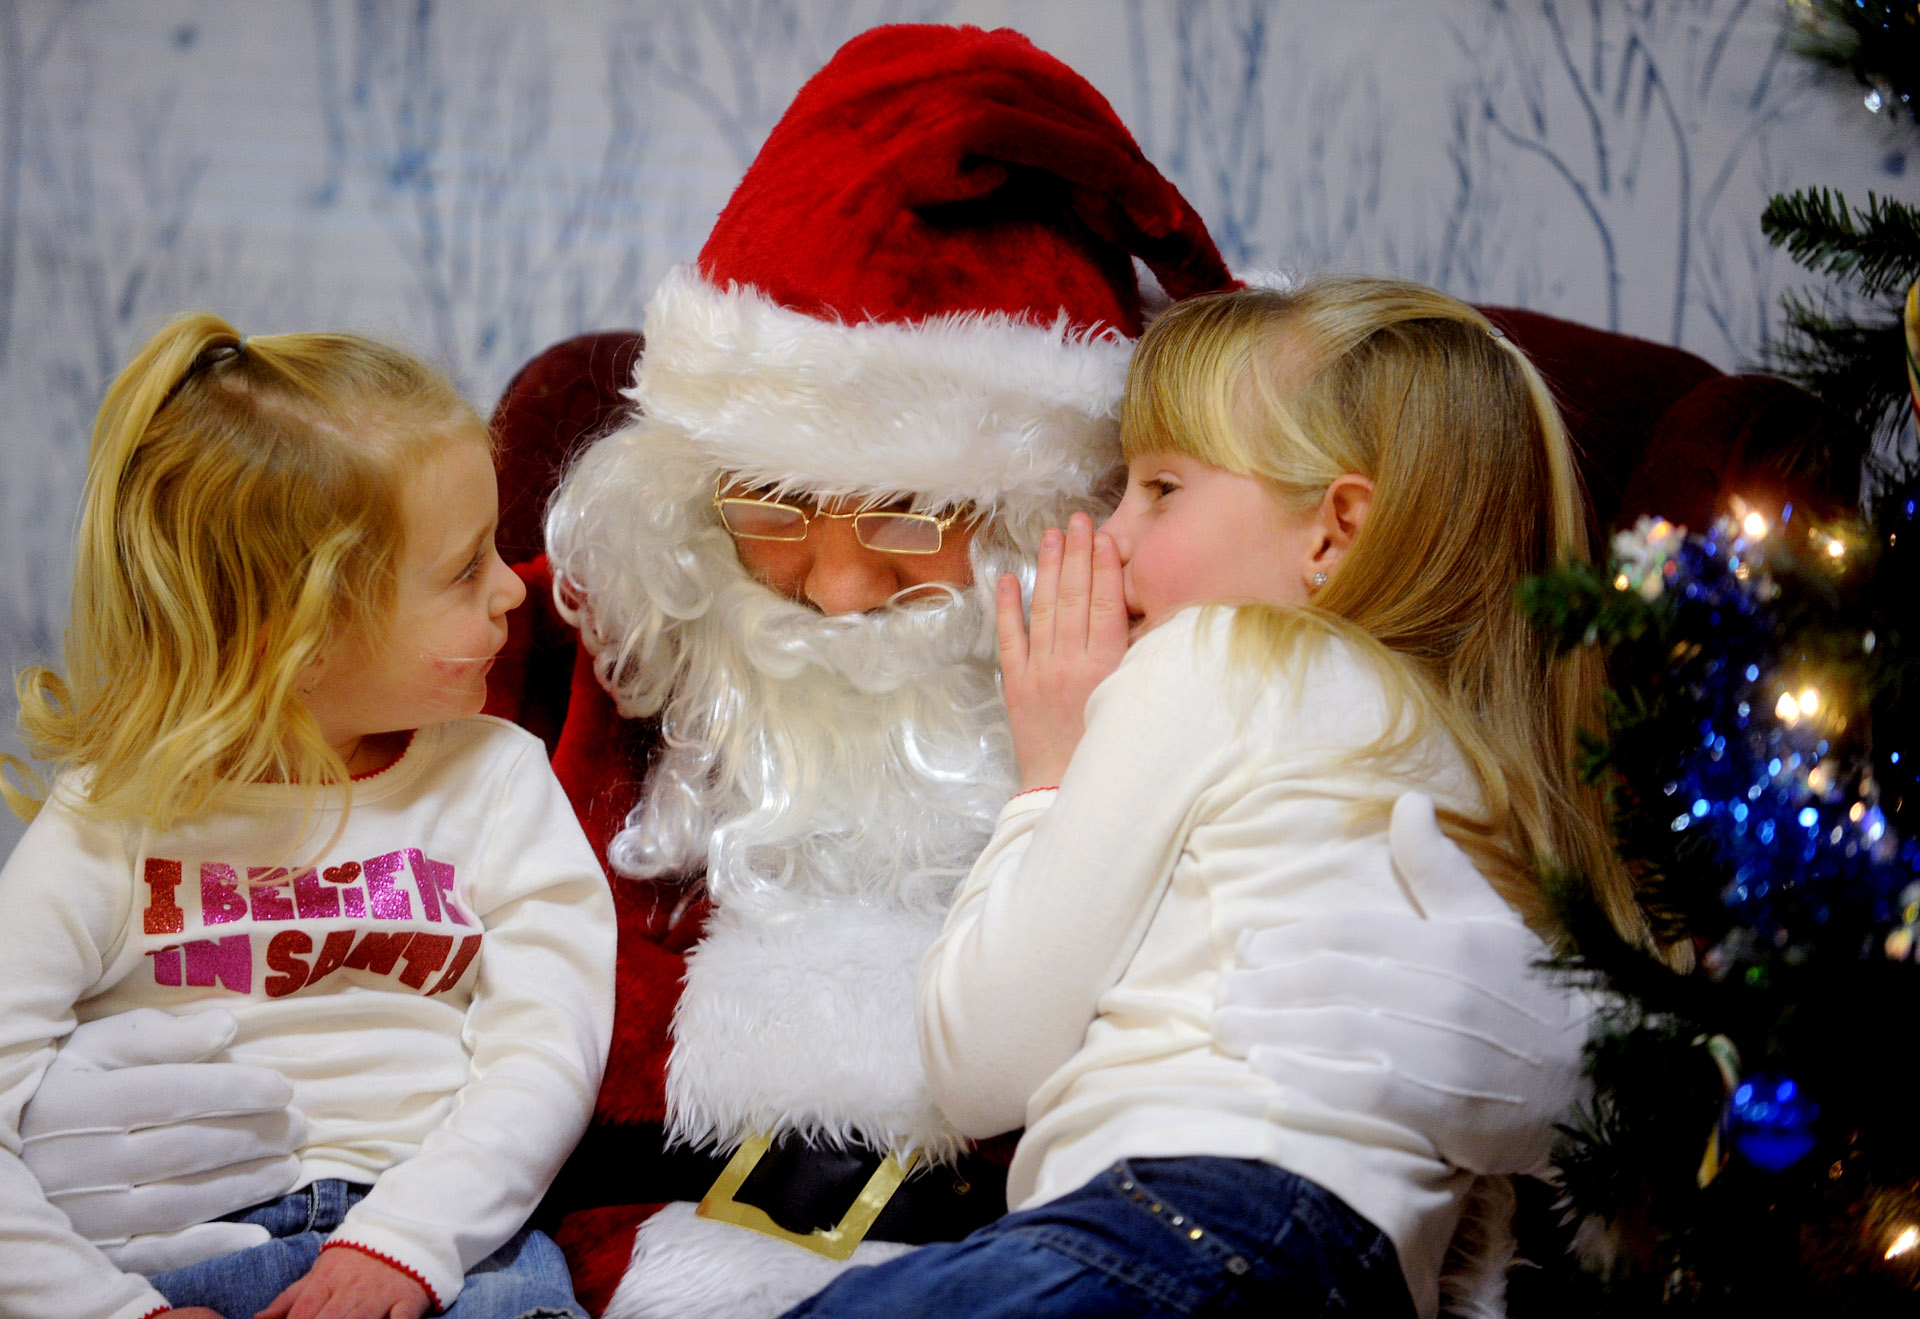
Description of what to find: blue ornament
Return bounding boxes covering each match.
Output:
[1729,1073,1819,1171]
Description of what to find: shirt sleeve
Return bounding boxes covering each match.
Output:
[327,734,616,1309]
[917,609,1247,1138]
[0,796,174,1319]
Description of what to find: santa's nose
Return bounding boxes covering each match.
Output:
[801,517,901,615]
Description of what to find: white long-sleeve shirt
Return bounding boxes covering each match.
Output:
[0,716,615,1319]
[919,607,1507,1319]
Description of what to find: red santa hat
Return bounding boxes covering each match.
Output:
[632,23,1236,522]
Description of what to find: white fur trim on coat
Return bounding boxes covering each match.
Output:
[665,896,968,1164]
[635,267,1133,520]
[602,1201,915,1319]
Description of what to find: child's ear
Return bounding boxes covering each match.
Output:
[297,650,328,697]
[1309,473,1374,579]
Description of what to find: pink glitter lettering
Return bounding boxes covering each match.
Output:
[406,849,463,924]
[246,868,296,922]
[199,864,248,926]
[291,869,339,920]
[148,945,182,986]
[183,934,253,993]
[363,850,413,921]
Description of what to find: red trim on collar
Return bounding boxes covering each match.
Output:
[350,729,418,782]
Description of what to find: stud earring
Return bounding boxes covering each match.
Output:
[1311,571,1328,588]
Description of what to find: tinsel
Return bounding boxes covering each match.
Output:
[1523,496,1920,1314]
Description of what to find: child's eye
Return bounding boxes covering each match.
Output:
[1144,478,1178,500]
[455,552,486,583]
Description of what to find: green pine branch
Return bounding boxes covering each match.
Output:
[1761,190,1920,301]
[1767,289,1910,446]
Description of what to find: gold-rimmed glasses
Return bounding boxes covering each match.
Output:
[713,483,969,556]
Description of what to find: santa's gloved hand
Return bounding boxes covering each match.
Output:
[20,1008,306,1272]
[1215,793,1594,1176]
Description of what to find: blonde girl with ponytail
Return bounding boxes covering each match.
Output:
[784,278,1642,1319]
[0,313,611,1319]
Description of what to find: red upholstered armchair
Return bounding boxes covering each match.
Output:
[489,311,1849,574]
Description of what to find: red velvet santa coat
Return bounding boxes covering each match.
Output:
[484,558,692,1315]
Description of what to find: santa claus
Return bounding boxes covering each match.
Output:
[19,24,1586,1319]
[522,25,1240,1315]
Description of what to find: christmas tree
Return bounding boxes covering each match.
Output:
[1524,496,1920,1314]
[1761,1,1920,474]
[1514,7,1920,1312]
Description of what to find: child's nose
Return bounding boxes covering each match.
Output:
[490,555,528,615]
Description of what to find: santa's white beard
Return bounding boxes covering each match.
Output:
[547,419,1023,922]
[621,571,1016,919]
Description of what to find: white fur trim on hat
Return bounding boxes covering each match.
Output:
[635,267,1133,517]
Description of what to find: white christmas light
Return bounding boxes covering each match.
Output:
[1886,1224,1918,1259]
[1743,511,1768,538]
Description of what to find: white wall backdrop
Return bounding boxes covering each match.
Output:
[2,0,1912,855]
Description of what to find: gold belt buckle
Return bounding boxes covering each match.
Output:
[695,1133,917,1261]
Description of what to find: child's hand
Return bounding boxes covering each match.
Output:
[254,1245,430,1319]
[996,512,1129,791]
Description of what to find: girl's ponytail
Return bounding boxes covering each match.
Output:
[5,316,243,822]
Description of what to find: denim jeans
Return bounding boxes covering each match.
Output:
[150,1179,584,1319]
[780,1157,1415,1319]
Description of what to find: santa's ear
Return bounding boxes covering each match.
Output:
[1306,473,1373,582]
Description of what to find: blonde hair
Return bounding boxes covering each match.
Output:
[1122,278,1644,947]
[3,311,482,830]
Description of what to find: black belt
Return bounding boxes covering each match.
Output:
[539,1122,1006,1252]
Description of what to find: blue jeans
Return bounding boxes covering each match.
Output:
[150,1179,584,1319]
[781,1157,1415,1319]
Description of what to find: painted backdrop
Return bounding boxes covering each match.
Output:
[2,0,1911,855]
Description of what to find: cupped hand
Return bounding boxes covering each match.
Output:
[256,1245,430,1319]
[996,513,1129,791]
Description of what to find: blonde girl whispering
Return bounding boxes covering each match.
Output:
[783,278,1639,1319]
